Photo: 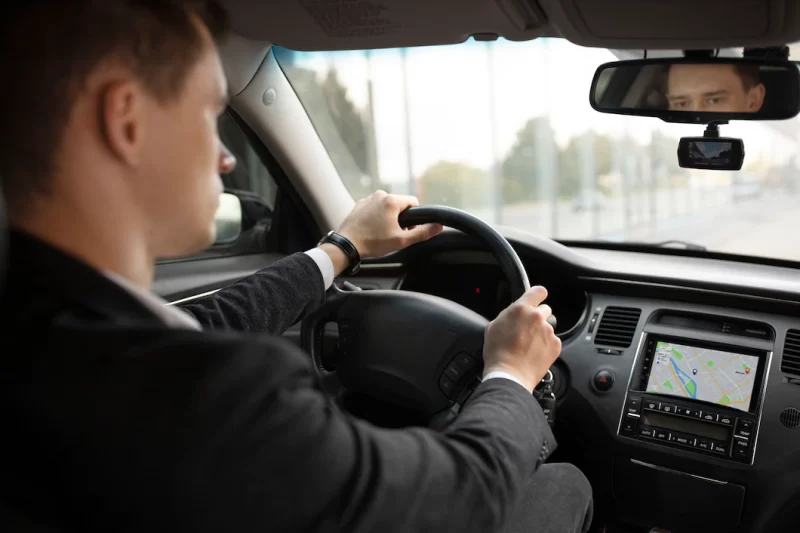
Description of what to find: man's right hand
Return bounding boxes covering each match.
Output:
[483,286,562,392]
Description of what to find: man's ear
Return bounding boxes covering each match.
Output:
[748,83,766,112]
[99,80,144,168]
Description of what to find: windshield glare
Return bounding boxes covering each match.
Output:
[274,40,800,263]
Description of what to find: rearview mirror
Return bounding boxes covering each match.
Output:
[214,192,242,244]
[590,58,800,123]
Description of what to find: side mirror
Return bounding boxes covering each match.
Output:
[214,192,243,244]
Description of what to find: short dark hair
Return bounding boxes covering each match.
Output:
[733,64,761,90]
[0,1,228,210]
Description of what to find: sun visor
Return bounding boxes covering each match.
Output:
[219,0,549,51]
[541,0,800,50]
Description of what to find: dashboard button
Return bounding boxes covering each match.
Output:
[702,412,719,423]
[439,375,456,398]
[676,406,701,418]
[659,403,677,414]
[638,426,655,438]
[455,353,478,371]
[697,439,712,451]
[593,370,615,392]
[621,415,638,434]
[654,429,670,441]
[711,442,729,455]
[644,400,660,411]
[625,396,642,415]
[733,438,750,459]
[588,313,599,333]
[719,415,734,426]
[735,419,754,438]
[444,363,464,381]
[670,434,696,447]
[597,348,622,355]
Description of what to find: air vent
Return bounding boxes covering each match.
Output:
[594,307,641,348]
[781,330,800,376]
[779,407,800,429]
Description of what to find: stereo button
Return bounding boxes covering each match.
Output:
[735,419,754,438]
[625,396,642,415]
[644,400,660,411]
[621,415,638,434]
[733,438,750,459]
[659,403,676,414]
[676,406,701,418]
[712,442,729,455]
[670,434,696,447]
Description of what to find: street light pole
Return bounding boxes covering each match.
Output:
[486,41,503,225]
[400,47,416,196]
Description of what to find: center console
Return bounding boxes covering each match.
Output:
[617,311,774,465]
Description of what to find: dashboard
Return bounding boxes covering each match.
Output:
[346,228,800,533]
[398,251,587,334]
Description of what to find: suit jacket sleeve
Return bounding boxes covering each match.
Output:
[176,252,325,335]
[103,333,556,533]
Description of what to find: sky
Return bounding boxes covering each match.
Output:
[284,39,800,185]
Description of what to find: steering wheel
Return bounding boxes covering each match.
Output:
[301,205,556,418]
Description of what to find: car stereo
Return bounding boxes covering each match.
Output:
[617,334,770,465]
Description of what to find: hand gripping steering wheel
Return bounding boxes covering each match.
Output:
[301,205,556,419]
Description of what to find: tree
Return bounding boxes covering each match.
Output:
[500,117,557,204]
[558,132,614,198]
[418,161,486,209]
[280,66,381,198]
[649,130,683,183]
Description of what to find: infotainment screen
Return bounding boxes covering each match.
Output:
[645,341,761,412]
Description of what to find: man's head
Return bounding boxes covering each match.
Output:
[1,1,236,260]
[666,63,766,113]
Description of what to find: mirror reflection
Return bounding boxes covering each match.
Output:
[214,192,242,244]
[666,63,765,113]
[591,60,800,119]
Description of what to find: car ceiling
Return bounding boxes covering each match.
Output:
[220,0,800,51]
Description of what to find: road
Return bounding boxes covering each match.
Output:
[468,186,800,262]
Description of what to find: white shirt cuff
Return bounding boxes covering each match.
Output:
[482,370,531,392]
[304,247,335,290]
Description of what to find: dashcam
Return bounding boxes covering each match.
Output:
[678,137,744,171]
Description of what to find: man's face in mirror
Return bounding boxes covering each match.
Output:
[666,63,766,113]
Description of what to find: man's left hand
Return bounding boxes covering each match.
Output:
[337,191,443,258]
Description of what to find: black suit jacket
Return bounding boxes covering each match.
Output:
[0,230,556,533]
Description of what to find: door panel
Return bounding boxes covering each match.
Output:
[154,253,287,301]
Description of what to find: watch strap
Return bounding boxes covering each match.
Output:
[319,230,361,275]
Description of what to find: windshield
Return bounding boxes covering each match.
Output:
[274,40,800,263]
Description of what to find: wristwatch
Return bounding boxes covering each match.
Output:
[318,230,361,275]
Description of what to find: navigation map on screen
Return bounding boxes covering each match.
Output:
[645,341,760,412]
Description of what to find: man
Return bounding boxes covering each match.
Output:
[0,2,592,532]
[666,63,766,112]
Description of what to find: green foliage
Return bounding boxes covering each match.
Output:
[418,161,487,209]
[502,118,616,201]
[558,131,613,198]
[500,117,554,203]
[283,66,382,198]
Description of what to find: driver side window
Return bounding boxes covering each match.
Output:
[218,111,278,210]
[158,110,281,263]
